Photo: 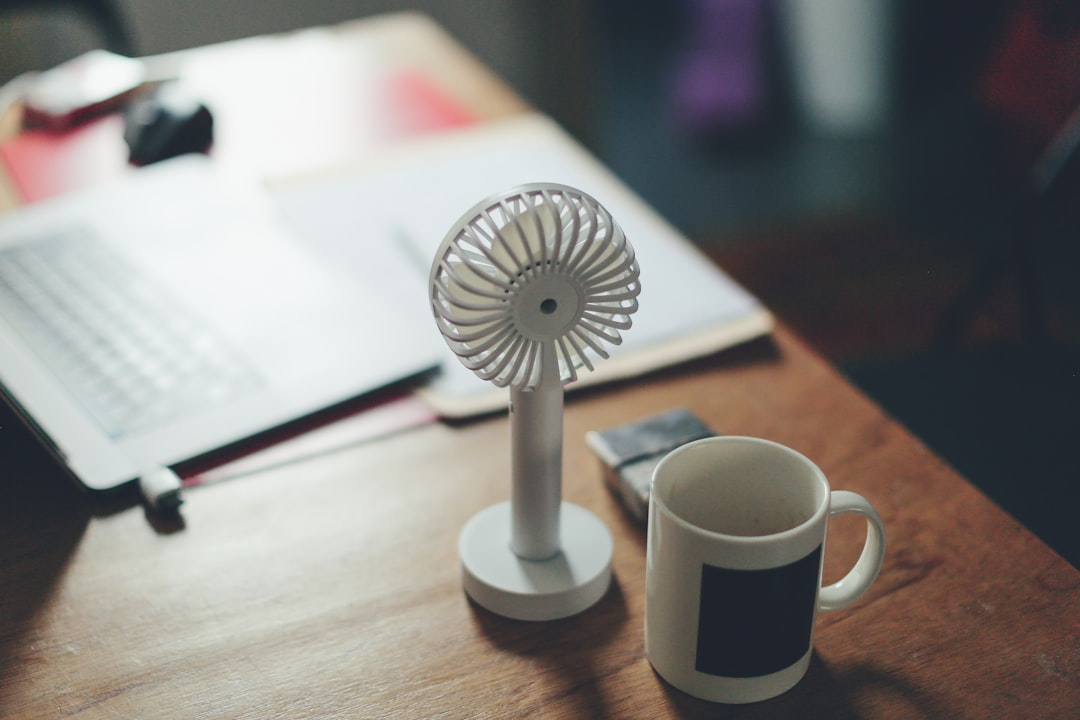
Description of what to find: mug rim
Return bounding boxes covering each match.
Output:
[651,436,830,544]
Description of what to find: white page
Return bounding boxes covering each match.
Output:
[273,114,772,417]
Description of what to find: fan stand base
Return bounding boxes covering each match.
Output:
[459,501,613,621]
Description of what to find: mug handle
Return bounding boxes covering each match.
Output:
[818,490,886,611]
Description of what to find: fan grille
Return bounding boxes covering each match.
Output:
[431,184,641,389]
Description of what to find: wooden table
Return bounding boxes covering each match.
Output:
[2,13,1078,719]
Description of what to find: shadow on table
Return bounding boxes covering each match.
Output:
[0,408,91,698]
[658,653,951,719]
[468,573,632,718]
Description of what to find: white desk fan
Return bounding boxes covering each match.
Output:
[430,183,641,620]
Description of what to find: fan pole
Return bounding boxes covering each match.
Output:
[508,340,563,559]
[509,383,563,560]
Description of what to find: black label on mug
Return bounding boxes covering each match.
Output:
[695,545,823,678]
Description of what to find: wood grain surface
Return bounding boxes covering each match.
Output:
[3,326,1078,719]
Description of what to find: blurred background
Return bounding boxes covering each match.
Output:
[1,0,1077,566]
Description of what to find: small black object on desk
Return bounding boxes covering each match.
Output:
[123,81,213,166]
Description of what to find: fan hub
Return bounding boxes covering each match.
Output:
[511,273,585,341]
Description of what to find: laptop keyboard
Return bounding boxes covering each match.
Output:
[0,229,262,439]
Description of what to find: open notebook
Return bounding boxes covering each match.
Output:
[274,114,773,418]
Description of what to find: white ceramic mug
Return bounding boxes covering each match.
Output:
[645,436,886,704]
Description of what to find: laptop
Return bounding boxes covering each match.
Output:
[0,155,440,491]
